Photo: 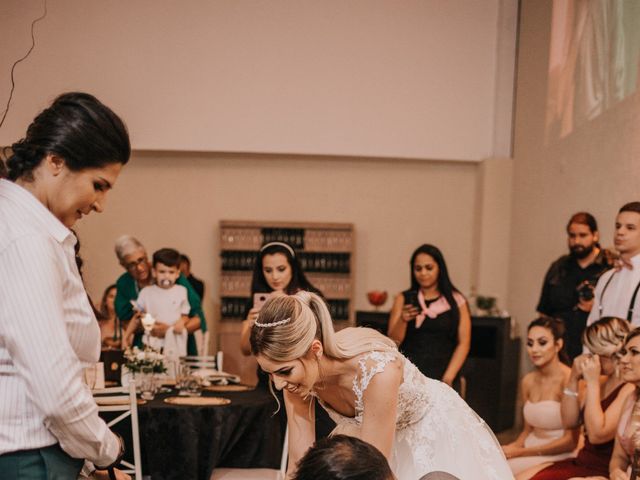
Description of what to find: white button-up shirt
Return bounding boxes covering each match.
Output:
[0,179,119,465]
[587,254,640,327]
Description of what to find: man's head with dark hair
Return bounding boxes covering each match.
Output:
[566,212,598,234]
[292,435,395,480]
[619,202,640,215]
[152,248,181,289]
[566,212,599,259]
[615,202,640,259]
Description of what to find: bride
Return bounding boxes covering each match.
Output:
[250,291,512,479]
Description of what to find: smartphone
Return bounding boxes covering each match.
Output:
[403,290,421,310]
[253,292,271,310]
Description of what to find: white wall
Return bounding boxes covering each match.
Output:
[1,0,508,161]
[509,0,640,350]
[74,152,481,337]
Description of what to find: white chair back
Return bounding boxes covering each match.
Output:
[194,329,211,356]
[93,383,142,479]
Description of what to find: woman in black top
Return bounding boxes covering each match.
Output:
[387,244,471,392]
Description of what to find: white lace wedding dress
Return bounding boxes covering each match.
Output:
[318,351,513,480]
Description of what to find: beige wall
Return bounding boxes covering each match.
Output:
[75,152,482,343]
[509,0,640,350]
[1,0,509,161]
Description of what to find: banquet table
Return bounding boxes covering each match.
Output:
[109,387,284,480]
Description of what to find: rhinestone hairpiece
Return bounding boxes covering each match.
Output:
[254,317,292,328]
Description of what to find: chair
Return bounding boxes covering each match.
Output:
[194,329,211,356]
[210,426,288,480]
[93,383,142,479]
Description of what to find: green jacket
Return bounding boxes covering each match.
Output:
[115,272,207,355]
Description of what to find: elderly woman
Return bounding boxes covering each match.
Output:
[113,235,207,355]
[0,93,131,479]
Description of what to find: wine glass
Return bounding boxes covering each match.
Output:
[141,313,156,346]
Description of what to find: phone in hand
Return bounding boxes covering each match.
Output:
[253,293,271,311]
[403,290,421,311]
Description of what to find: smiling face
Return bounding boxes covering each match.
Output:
[256,352,319,398]
[45,155,122,228]
[619,335,640,384]
[262,253,293,293]
[413,253,439,291]
[526,326,561,368]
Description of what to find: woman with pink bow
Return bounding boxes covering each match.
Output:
[387,244,471,393]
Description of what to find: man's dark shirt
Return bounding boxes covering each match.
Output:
[187,274,205,300]
[537,250,612,360]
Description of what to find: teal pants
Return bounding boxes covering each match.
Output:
[0,444,83,480]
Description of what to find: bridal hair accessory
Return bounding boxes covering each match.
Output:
[254,316,292,328]
[260,242,295,257]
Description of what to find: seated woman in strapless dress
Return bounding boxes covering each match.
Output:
[502,317,579,476]
[517,317,634,480]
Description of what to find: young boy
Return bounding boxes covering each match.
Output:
[123,248,190,353]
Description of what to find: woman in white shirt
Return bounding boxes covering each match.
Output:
[0,92,131,480]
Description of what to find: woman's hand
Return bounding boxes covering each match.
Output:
[247,307,260,323]
[501,443,524,459]
[581,354,601,384]
[570,353,589,381]
[400,304,419,322]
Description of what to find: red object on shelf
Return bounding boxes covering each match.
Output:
[367,290,388,308]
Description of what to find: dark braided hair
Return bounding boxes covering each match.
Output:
[3,92,130,181]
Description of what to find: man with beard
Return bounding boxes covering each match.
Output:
[537,212,612,360]
[587,202,640,328]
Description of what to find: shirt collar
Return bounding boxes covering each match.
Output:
[0,179,75,245]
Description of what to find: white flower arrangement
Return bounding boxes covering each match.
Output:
[123,346,167,374]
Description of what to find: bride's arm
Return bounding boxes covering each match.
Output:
[359,358,403,459]
[283,389,316,479]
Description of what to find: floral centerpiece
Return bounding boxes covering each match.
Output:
[123,346,167,399]
[123,346,167,374]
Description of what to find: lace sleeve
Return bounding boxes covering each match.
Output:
[352,351,399,423]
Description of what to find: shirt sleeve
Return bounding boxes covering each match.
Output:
[180,286,190,315]
[115,274,135,321]
[536,265,554,315]
[0,234,120,465]
[136,287,149,313]
[178,274,207,332]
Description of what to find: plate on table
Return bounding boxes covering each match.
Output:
[192,369,241,384]
[94,396,147,406]
[163,396,231,406]
[203,384,254,392]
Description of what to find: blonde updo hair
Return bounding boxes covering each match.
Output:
[583,316,630,357]
[250,291,396,362]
